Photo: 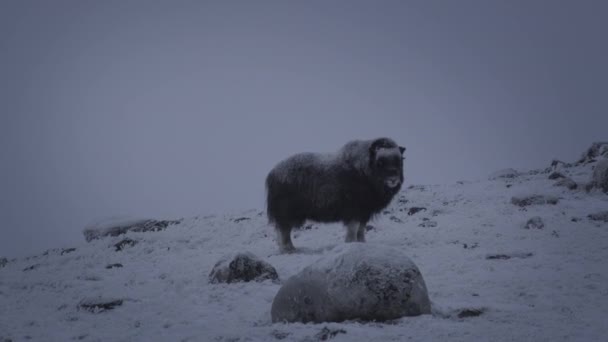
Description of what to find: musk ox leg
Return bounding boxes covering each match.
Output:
[345,221,360,243]
[275,225,296,253]
[356,223,367,242]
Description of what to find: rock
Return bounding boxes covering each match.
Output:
[407,207,427,216]
[105,263,123,269]
[511,195,558,207]
[548,171,565,180]
[271,244,431,323]
[577,142,608,165]
[524,217,544,229]
[389,215,403,223]
[60,248,76,255]
[489,168,519,180]
[486,252,534,260]
[233,217,250,223]
[418,220,438,228]
[23,264,39,272]
[0,257,7,268]
[83,218,181,242]
[554,178,578,190]
[457,308,485,318]
[314,327,347,340]
[78,297,123,313]
[550,159,571,172]
[209,252,279,284]
[588,211,608,223]
[114,238,137,251]
[590,159,608,193]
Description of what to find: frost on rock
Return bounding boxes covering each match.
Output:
[489,168,519,180]
[271,243,431,323]
[209,252,279,284]
[511,195,558,207]
[83,217,181,242]
[590,159,608,193]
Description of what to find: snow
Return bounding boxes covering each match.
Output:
[1,160,608,341]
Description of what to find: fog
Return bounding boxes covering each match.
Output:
[1,0,607,257]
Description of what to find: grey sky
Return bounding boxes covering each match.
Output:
[1,0,607,258]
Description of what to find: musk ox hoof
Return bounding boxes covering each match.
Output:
[271,243,431,323]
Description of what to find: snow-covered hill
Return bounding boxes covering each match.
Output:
[1,146,608,342]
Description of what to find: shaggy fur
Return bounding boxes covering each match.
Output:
[266,137,405,252]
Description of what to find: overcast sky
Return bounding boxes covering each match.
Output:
[1,0,607,258]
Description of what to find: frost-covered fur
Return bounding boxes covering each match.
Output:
[266,137,405,252]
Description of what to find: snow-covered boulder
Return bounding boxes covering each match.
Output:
[271,243,431,323]
[590,159,608,193]
[209,252,279,284]
[511,195,558,207]
[524,217,544,229]
[489,168,519,180]
[83,217,181,242]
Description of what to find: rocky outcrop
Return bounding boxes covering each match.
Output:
[209,252,279,284]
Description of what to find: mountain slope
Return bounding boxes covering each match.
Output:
[1,154,607,342]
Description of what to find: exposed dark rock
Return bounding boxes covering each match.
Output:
[554,178,578,190]
[407,207,427,216]
[78,298,123,313]
[60,248,76,255]
[83,218,182,242]
[315,327,347,341]
[365,225,376,232]
[588,211,608,223]
[463,243,479,249]
[511,195,558,207]
[270,330,290,340]
[577,142,608,165]
[389,216,403,223]
[105,263,123,269]
[271,244,431,323]
[524,217,544,229]
[0,257,7,268]
[23,264,39,272]
[457,308,485,318]
[571,217,581,222]
[548,172,565,180]
[114,238,138,251]
[233,217,250,223]
[590,159,608,193]
[489,168,519,180]
[209,252,279,284]
[486,252,534,260]
[418,220,437,228]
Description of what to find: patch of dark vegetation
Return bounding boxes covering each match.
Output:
[233,217,250,223]
[315,327,347,341]
[486,252,533,260]
[407,207,427,216]
[114,238,138,251]
[60,248,76,255]
[105,263,123,269]
[78,298,123,313]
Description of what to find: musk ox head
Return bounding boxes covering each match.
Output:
[369,138,406,191]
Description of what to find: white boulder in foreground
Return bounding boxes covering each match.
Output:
[271,243,431,323]
[591,159,608,193]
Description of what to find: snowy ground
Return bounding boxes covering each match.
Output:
[1,160,608,342]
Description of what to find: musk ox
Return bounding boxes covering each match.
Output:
[265,137,406,253]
